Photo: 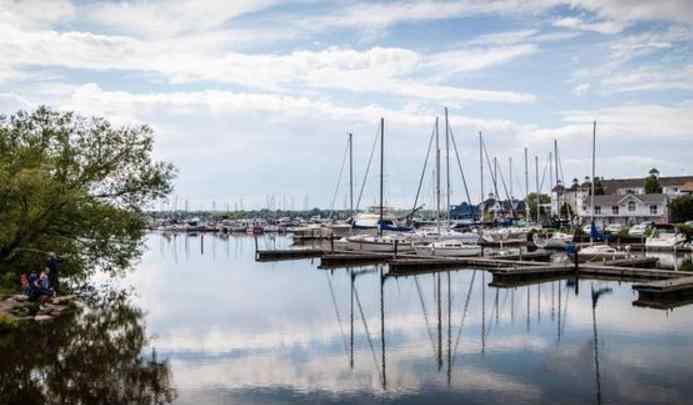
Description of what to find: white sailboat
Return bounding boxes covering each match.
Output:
[414,239,482,257]
[646,230,686,249]
[533,231,573,249]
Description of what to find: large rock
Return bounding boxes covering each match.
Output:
[11,295,29,302]
[34,315,54,322]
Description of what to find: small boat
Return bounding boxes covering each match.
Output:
[346,233,414,252]
[579,244,629,258]
[646,230,686,250]
[533,231,573,249]
[415,239,481,257]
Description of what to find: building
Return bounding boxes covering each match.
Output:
[449,202,479,220]
[551,176,676,225]
[601,176,693,197]
[580,193,670,226]
[479,195,527,221]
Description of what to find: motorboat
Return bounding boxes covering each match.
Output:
[646,230,687,250]
[579,244,629,259]
[533,231,573,249]
[415,239,481,257]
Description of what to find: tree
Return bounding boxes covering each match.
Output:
[526,192,551,220]
[670,196,693,223]
[644,168,662,194]
[0,107,176,281]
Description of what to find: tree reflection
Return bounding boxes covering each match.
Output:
[0,290,176,404]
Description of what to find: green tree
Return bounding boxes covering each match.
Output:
[670,196,693,223]
[644,168,662,194]
[0,107,175,281]
[526,192,550,220]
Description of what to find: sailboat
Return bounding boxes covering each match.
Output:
[414,108,481,257]
[347,118,414,252]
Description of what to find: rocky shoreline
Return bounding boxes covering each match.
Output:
[0,294,78,330]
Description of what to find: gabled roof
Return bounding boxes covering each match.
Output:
[590,193,668,206]
[602,176,693,193]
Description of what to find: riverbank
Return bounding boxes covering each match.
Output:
[0,290,77,331]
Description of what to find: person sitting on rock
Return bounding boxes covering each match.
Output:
[38,269,55,298]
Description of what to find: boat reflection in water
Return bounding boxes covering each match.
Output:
[6,233,693,405]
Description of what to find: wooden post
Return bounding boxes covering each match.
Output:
[331,237,335,253]
[394,240,399,258]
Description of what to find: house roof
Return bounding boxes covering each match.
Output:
[590,193,668,206]
[601,176,693,193]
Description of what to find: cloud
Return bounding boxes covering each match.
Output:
[80,0,280,39]
[1,23,535,104]
[552,16,628,34]
[0,0,74,28]
[572,83,591,96]
[602,65,693,92]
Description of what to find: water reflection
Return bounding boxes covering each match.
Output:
[7,233,693,405]
[0,289,176,404]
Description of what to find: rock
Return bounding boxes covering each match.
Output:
[51,295,77,305]
[11,295,29,302]
[34,315,54,322]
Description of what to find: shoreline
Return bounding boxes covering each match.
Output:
[0,292,78,331]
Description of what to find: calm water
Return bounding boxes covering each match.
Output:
[3,233,693,405]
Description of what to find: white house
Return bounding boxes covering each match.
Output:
[601,176,693,197]
[578,193,670,226]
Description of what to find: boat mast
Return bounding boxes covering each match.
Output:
[479,131,484,221]
[349,132,354,217]
[524,147,529,220]
[591,121,597,242]
[379,118,384,237]
[535,155,539,224]
[445,107,451,228]
[554,138,560,220]
[436,116,441,234]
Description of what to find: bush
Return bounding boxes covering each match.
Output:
[0,272,16,291]
[0,313,18,332]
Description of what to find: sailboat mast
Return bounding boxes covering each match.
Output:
[591,120,597,229]
[349,132,354,217]
[435,116,441,233]
[445,107,451,227]
[379,118,384,236]
[535,155,539,224]
[524,147,529,219]
[479,132,484,219]
[554,139,559,185]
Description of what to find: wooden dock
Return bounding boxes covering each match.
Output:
[633,276,693,294]
[255,248,324,262]
[596,257,659,268]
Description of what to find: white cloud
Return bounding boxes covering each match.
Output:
[572,83,591,95]
[1,23,535,104]
[553,16,628,34]
[0,0,74,28]
[80,0,280,39]
[602,65,693,92]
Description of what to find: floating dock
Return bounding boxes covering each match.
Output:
[255,248,324,262]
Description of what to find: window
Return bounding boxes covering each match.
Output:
[650,205,658,215]
[612,206,619,215]
[595,206,601,215]
[628,201,636,212]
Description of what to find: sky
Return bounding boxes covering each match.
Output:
[1,0,692,210]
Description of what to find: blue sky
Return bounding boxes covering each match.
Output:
[1,0,691,210]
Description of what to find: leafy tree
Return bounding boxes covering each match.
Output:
[670,196,693,223]
[0,107,175,282]
[526,192,550,220]
[644,168,662,194]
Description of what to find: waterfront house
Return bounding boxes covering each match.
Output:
[578,193,670,226]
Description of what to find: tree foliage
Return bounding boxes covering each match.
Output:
[670,196,693,223]
[0,107,175,280]
[644,172,662,194]
[526,192,550,220]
